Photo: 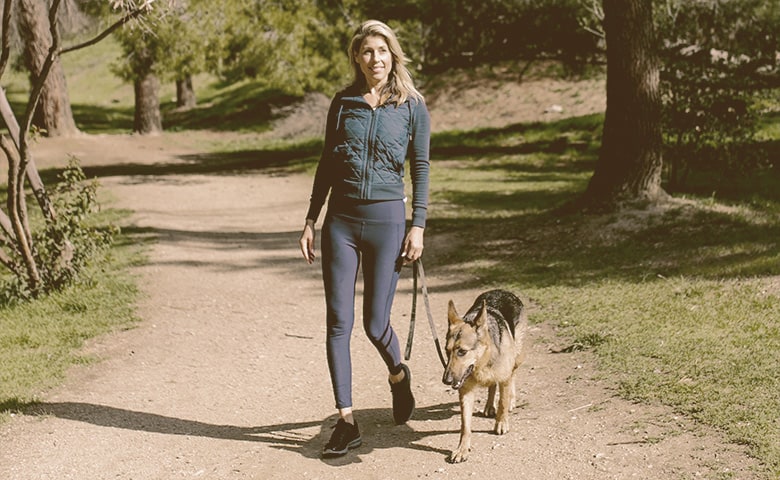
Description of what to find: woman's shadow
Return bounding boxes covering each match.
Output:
[27,401,459,464]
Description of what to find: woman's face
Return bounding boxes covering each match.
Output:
[356,35,392,87]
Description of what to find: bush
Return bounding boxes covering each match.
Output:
[662,71,765,189]
[0,160,117,304]
[658,0,779,191]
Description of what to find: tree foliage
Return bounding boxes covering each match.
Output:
[128,0,604,98]
[578,0,778,190]
[208,0,350,94]
[656,0,780,189]
[337,0,600,75]
[23,0,779,184]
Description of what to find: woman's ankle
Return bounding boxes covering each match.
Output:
[339,408,355,425]
[388,365,407,384]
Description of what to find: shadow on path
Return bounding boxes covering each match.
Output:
[28,401,465,464]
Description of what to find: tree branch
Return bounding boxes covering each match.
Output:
[60,3,152,56]
[1,133,39,291]
[0,87,20,146]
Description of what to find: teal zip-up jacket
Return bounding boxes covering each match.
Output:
[305,86,431,228]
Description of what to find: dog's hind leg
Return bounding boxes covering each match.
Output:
[449,387,476,463]
[483,384,497,417]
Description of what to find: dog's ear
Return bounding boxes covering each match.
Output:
[475,300,488,331]
[448,300,462,326]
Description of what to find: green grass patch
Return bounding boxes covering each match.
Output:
[552,278,780,466]
[0,209,145,418]
[424,115,780,477]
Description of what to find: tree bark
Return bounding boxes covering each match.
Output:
[176,75,197,109]
[134,72,162,135]
[17,0,79,137]
[579,0,666,209]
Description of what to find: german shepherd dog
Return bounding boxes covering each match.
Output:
[442,289,527,463]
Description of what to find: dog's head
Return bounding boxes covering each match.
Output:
[442,299,489,389]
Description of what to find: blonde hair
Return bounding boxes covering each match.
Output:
[347,19,423,105]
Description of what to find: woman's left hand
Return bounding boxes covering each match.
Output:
[401,226,424,265]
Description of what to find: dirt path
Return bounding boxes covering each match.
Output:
[0,133,763,480]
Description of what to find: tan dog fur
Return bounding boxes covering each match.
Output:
[443,290,527,463]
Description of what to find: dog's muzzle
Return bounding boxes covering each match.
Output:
[442,369,453,386]
[443,364,474,390]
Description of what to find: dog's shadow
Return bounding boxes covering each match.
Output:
[26,401,460,463]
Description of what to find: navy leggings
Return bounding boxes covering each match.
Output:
[322,198,406,409]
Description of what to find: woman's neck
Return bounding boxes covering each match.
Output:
[365,80,387,95]
[363,80,388,108]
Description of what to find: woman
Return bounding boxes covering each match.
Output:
[298,19,431,458]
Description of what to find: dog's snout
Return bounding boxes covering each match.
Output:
[442,369,453,386]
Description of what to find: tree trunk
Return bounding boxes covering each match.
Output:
[176,75,197,109]
[579,0,666,209]
[17,0,79,137]
[1,134,41,293]
[134,72,162,135]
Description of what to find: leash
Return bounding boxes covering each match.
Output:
[404,259,447,369]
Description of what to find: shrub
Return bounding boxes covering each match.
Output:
[0,159,117,304]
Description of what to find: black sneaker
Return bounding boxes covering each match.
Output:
[322,419,361,458]
[390,363,415,425]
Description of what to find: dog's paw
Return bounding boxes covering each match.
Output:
[494,418,510,435]
[482,405,497,418]
[448,448,469,463]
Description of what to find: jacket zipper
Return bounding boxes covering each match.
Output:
[362,107,379,199]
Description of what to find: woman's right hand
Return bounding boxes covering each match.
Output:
[299,220,316,264]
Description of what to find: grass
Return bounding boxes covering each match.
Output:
[422,117,780,477]
[0,206,145,418]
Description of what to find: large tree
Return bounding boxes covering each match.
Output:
[111,1,173,134]
[579,0,666,209]
[17,0,79,137]
[113,0,208,132]
[131,41,162,134]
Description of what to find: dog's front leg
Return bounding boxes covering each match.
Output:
[450,387,476,463]
[494,380,512,435]
[506,373,517,412]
